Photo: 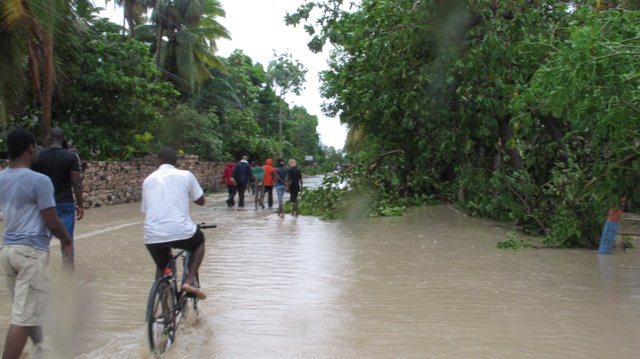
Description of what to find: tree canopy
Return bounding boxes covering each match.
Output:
[289,0,640,247]
[1,2,326,164]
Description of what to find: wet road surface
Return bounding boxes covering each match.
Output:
[1,180,639,358]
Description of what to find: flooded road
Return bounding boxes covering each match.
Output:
[1,179,640,358]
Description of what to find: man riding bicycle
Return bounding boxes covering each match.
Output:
[141,147,207,300]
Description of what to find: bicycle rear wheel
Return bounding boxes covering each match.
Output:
[146,277,176,354]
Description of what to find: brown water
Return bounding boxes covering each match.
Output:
[1,184,640,358]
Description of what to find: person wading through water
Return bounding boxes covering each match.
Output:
[286,159,303,217]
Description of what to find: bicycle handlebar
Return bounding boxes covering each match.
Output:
[199,223,217,229]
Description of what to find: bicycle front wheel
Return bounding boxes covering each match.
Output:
[146,277,177,355]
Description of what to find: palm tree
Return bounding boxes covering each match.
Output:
[106,0,146,36]
[1,0,57,144]
[143,0,230,91]
[1,0,93,140]
[0,18,28,125]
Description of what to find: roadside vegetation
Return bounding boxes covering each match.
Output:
[289,0,640,249]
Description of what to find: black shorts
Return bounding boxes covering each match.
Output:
[290,191,300,203]
[146,229,204,270]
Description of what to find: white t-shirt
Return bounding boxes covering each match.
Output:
[141,164,204,244]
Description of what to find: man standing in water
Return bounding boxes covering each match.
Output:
[0,129,72,359]
[233,155,253,209]
[32,127,84,269]
[141,147,207,299]
[286,159,303,216]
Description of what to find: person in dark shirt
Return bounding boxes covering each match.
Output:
[286,159,303,217]
[32,128,84,268]
[232,156,253,209]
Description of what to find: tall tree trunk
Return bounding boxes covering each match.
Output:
[27,39,43,106]
[154,25,164,69]
[27,20,54,147]
[496,115,522,170]
[125,4,135,37]
[278,100,284,158]
[41,29,54,147]
[127,16,136,37]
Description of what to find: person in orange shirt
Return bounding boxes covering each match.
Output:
[262,159,276,209]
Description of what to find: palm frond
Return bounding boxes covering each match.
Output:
[135,23,157,42]
[1,0,29,28]
[0,26,28,121]
[147,0,229,89]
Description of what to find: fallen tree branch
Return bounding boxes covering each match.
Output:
[583,153,639,192]
[528,244,562,249]
[617,232,640,237]
[367,150,405,172]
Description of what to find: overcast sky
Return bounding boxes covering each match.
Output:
[100,0,347,149]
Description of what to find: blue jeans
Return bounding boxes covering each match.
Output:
[276,185,286,205]
[56,202,76,266]
[56,202,76,237]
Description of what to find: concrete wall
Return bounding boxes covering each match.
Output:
[0,155,225,208]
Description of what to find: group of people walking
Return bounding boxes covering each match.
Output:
[222,156,303,217]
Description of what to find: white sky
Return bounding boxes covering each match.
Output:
[99,0,347,150]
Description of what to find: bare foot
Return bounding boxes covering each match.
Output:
[182,284,207,300]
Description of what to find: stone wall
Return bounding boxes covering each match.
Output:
[0,155,225,208]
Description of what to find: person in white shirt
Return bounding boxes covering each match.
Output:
[141,147,207,299]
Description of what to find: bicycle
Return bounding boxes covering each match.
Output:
[145,223,217,355]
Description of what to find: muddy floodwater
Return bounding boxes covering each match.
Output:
[1,178,640,358]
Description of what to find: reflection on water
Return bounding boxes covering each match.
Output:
[0,186,639,358]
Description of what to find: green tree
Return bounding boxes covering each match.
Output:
[195,50,314,161]
[155,104,224,160]
[60,19,177,159]
[141,0,230,92]
[287,105,322,161]
[193,51,271,159]
[217,107,264,159]
[0,0,94,144]
[511,8,640,246]
[107,0,147,36]
[288,0,640,245]
[0,17,27,126]
[267,52,307,153]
